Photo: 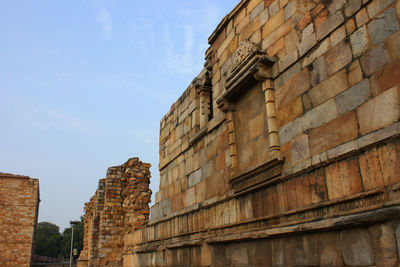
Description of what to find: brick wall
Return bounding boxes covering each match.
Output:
[0,173,40,267]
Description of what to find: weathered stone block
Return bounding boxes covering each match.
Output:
[330,25,346,47]
[346,17,357,34]
[378,58,400,92]
[276,68,310,110]
[299,32,317,57]
[357,86,399,135]
[212,245,230,266]
[188,168,202,187]
[369,222,399,266]
[271,238,285,266]
[336,79,372,115]
[316,11,344,41]
[268,0,280,17]
[289,134,310,165]
[378,141,400,185]
[230,242,248,265]
[325,40,352,75]
[359,146,385,190]
[348,60,363,86]
[279,117,304,145]
[278,49,298,72]
[367,0,394,18]
[350,25,369,57]
[310,56,328,86]
[340,228,375,266]
[302,37,331,67]
[277,97,303,127]
[248,240,273,265]
[345,0,362,17]
[387,31,400,59]
[262,9,285,38]
[262,19,292,49]
[360,42,390,75]
[284,0,297,20]
[309,111,358,156]
[298,11,311,31]
[267,37,285,56]
[315,10,329,29]
[357,7,370,28]
[368,8,399,45]
[309,69,348,107]
[250,1,264,21]
[318,231,343,266]
[303,98,338,131]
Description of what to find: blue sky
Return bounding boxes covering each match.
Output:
[0,0,237,230]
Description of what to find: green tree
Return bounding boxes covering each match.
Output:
[61,216,84,258]
[34,222,62,258]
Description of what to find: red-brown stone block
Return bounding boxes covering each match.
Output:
[359,147,385,190]
[309,112,358,156]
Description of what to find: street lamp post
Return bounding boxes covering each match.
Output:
[69,220,79,267]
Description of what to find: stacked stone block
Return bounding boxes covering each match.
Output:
[0,173,40,267]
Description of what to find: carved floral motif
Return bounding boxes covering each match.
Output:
[230,41,260,73]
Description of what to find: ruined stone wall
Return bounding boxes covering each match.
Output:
[78,158,151,267]
[0,173,40,267]
[133,0,400,266]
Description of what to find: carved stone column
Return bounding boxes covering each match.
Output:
[199,89,211,128]
[218,100,238,176]
[262,79,280,154]
[193,71,212,129]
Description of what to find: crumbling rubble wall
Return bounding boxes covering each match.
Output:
[78,158,151,267]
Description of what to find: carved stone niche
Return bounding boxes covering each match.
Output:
[217,41,284,195]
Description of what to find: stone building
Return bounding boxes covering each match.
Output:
[0,173,40,267]
[80,0,400,266]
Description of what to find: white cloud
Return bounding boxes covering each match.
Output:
[19,106,108,136]
[164,25,202,74]
[97,8,112,39]
[45,109,106,134]
[85,0,113,39]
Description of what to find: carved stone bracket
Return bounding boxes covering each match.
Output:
[216,41,283,194]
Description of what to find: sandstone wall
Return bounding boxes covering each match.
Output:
[81,0,400,266]
[137,0,400,266]
[78,158,151,267]
[0,173,40,267]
